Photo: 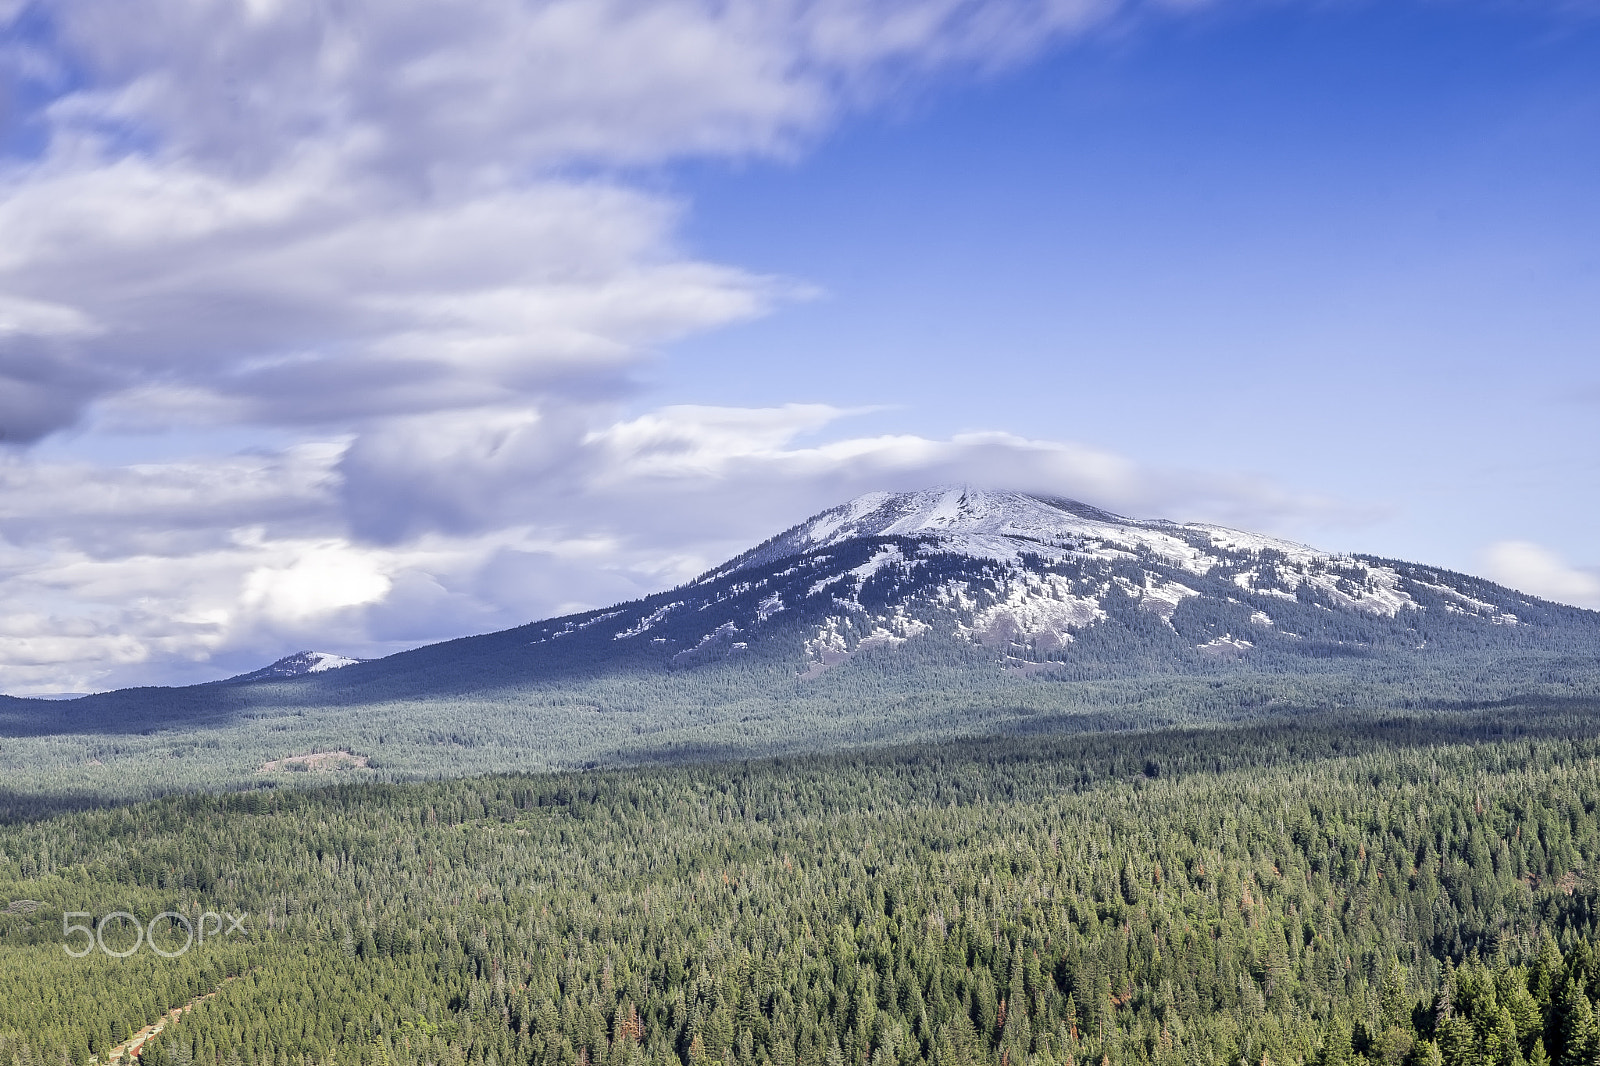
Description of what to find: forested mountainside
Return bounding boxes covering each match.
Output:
[3,489,1597,799]
[6,708,1600,1065]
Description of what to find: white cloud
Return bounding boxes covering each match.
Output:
[0,0,1143,444]
[0,294,100,337]
[1481,540,1600,610]
[32,0,1123,172]
[0,155,783,438]
[241,541,393,623]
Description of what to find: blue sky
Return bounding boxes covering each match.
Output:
[659,0,1600,565]
[0,0,1596,693]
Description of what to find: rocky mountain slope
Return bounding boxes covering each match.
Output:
[514,486,1579,678]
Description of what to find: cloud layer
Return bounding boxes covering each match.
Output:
[1,0,1139,444]
[1482,541,1600,611]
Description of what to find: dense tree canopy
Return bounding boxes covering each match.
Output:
[5,710,1600,1066]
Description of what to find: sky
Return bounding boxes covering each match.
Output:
[0,0,1596,695]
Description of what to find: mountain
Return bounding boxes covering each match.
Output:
[3,487,1597,794]
[225,651,367,684]
[517,486,1579,674]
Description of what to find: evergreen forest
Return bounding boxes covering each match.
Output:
[8,705,1600,1066]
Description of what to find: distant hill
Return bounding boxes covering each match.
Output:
[224,651,367,684]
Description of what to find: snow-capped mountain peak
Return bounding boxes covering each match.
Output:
[226,650,367,684]
[528,486,1569,679]
[722,486,1315,577]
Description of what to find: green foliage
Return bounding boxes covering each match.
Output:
[3,637,1599,806]
[6,713,1600,1064]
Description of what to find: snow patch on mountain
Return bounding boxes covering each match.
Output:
[851,545,904,581]
[1197,635,1254,657]
[798,606,933,678]
[1409,577,1521,624]
[1136,579,1199,622]
[757,593,785,621]
[614,602,682,640]
[966,573,1104,647]
[228,650,366,683]
[303,652,361,672]
[531,610,625,644]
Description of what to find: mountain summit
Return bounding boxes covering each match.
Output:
[723,486,1309,575]
[521,486,1552,675]
[226,650,367,684]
